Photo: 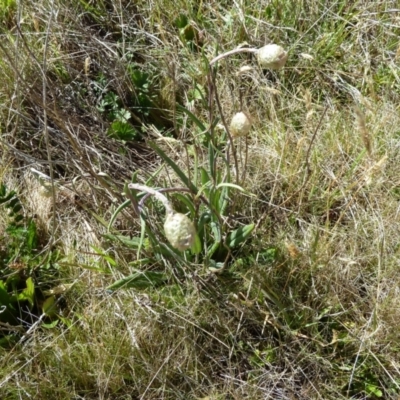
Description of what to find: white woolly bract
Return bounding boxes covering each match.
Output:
[257,44,288,70]
[164,213,196,251]
[229,112,252,138]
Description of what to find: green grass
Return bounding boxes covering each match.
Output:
[1,0,400,398]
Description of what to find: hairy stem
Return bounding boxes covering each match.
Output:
[210,48,258,66]
[128,183,174,215]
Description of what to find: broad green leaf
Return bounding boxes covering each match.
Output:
[180,24,196,42]
[106,271,167,291]
[129,69,150,89]
[218,185,229,216]
[200,167,211,187]
[209,187,222,215]
[191,233,202,255]
[18,277,35,307]
[207,241,220,258]
[366,384,383,397]
[104,233,141,249]
[42,295,57,316]
[196,210,211,239]
[174,13,188,29]
[227,223,255,249]
[42,320,59,329]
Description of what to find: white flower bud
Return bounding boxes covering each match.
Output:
[229,112,252,138]
[257,44,288,70]
[164,212,196,251]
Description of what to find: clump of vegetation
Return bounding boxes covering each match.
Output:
[1,1,400,399]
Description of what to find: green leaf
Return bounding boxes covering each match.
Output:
[188,84,206,103]
[149,141,198,193]
[217,185,229,216]
[106,271,167,291]
[26,219,37,252]
[207,241,220,258]
[107,121,139,141]
[210,220,222,242]
[0,189,16,204]
[115,108,131,122]
[227,223,255,249]
[208,140,216,180]
[0,280,11,305]
[130,69,150,89]
[104,233,141,249]
[176,104,206,132]
[366,384,383,397]
[11,203,22,214]
[174,13,189,29]
[137,214,147,258]
[191,233,202,255]
[18,277,35,307]
[128,258,151,267]
[180,24,196,42]
[14,214,24,223]
[42,295,57,317]
[42,320,59,329]
[209,186,222,215]
[200,167,211,187]
[172,193,195,215]
[9,198,20,209]
[108,199,131,231]
[90,246,117,266]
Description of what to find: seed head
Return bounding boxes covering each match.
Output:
[257,44,288,70]
[164,212,196,251]
[229,112,252,138]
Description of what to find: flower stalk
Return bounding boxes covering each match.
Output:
[128,183,174,215]
[210,44,288,70]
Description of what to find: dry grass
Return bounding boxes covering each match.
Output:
[1,0,400,399]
